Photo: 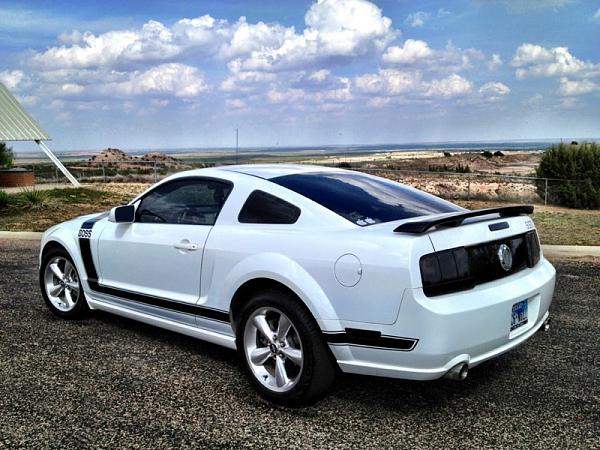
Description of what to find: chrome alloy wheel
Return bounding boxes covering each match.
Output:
[243,307,304,393]
[44,256,80,312]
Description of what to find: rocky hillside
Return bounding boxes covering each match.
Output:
[90,148,189,169]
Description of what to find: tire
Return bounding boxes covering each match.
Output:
[39,247,89,319]
[236,288,336,406]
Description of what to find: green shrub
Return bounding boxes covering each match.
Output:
[493,151,504,157]
[0,190,8,208]
[482,150,493,158]
[0,142,13,168]
[536,142,600,209]
[336,162,352,169]
[21,187,47,207]
[428,164,471,173]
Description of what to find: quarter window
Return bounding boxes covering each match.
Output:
[238,190,301,224]
[137,178,232,225]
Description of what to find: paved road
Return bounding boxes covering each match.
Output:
[0,240,598,449]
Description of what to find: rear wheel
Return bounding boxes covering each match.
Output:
[236,289,336,406]
[40,248,88,319]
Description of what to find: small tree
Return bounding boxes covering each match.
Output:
[0,142,13,169]
[536,142,600,208]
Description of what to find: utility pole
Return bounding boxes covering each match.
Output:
[235,128,239,164]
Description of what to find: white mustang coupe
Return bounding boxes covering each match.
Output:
[39,165,555,405]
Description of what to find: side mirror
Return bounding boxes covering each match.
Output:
[109,204,136,223]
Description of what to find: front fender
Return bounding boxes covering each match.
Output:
[39,213,106,287]
[215,252,344,331]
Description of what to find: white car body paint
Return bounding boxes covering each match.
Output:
[40,165,556,380]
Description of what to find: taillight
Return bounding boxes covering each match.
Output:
[419,247,474,297]
[525,230,541,267]
[420,230,541,297]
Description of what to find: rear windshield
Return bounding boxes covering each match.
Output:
[271,171,461,226]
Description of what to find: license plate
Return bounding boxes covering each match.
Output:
[511,300,528,331]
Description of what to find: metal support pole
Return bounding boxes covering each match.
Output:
[153,162,157,183]
[467,175,471,201]
[544,178,548,205]
[102,163,106,183]
[235,128,239,164]
[35,140,80,187]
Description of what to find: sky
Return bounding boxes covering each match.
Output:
[1,0,599,152]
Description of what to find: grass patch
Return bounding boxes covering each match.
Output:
[1,185,598,245]
[0,186,135,232]
[0,190,8,209]
[20,187,48,207]
[457,200,600,246]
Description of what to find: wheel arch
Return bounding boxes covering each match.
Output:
[223,254,343,333]
[230,278,311,333]
[40,239,69,259]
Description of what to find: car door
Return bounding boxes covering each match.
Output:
[96,177,232,306]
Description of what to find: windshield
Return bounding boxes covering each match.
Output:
[271,171,461,226]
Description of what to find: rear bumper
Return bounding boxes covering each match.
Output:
[330,258,556,380]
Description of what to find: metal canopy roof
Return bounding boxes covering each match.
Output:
[0,82,50,141]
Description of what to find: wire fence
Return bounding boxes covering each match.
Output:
[15,159,594,207]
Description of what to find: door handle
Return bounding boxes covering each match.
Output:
[174,240,199,251]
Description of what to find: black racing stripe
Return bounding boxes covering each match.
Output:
[80,212,109,230]
[77,217,230,323]
[324,329,418,351]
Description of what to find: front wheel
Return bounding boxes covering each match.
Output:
[236,289,336,406]
[40,248,88,319]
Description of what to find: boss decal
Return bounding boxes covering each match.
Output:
[78,228,92,239]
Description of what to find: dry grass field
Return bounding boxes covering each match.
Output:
[1,183,599,246]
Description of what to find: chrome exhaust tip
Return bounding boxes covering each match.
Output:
[444,363,469,381]
[542,317,551,332]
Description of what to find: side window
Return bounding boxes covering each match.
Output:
[137,178,232,225]
[238,190,301,224]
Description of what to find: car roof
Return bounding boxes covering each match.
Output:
[221,164,343,180]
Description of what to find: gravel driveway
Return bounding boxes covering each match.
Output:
[0,240,598,449]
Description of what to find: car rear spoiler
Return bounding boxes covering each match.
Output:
[393,205,534,234]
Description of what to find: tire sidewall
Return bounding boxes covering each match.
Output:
[39,248,88,319]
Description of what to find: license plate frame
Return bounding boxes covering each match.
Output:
[511,299,528,331]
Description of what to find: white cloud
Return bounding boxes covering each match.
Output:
[479,81,510,101]
[355,69,421,96]
[406,11,430,28]
[425,74,473,98]
[382,40,485,73]
[488,53,503,70]
[511,43,599,79]
[60,83,84,95]
[106,63,208,97]
[558,77,599,96]
[218,18,293,61]
[484,0,574,13]
[559,97,578,109]
[0,70,26,90]
[225,98,246,109]
[232,0,397,72]
[593,8,600,21]
[382,39,434,64]
[30,0,397,75]
[354,69,473,100]
[523,93,544,107]
[366,96,391,108]
[30,16,230,70]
